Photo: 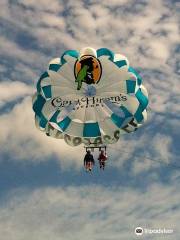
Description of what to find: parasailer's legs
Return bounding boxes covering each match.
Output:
[85,162,93,172]
[99,160,105,170]
[102,161,105,170]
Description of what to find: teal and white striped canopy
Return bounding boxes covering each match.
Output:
[32,47,149,147]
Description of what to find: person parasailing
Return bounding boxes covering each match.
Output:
[98,150,108,170]
[84,150,95,172]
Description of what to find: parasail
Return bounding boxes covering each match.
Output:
[32,47,149,147]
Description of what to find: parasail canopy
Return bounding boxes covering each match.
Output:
[32,47,149,147]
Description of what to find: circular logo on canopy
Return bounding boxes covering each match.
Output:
[74,55,102,90]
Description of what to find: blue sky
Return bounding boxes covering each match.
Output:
[0,0,179,239]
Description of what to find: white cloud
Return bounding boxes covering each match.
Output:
[132,156,159,175]
[1,0,178,65]
[0,183,179,239]
[152,133,172,163]
[0,96,83,169]
[0,0,179,84]
[18,0,63,12]
[0,36,47,79]
[0,81,33,108]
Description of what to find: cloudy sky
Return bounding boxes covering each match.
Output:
[0,0,179,239]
